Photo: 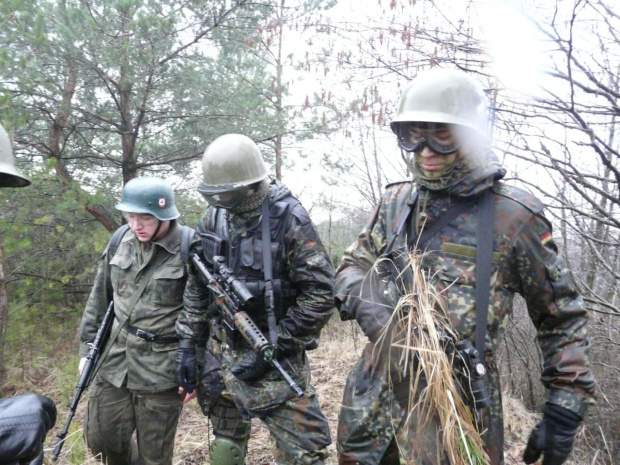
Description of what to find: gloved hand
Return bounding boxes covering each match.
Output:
[176,339,197,394]
[231,350,271,382]
[523,402,582,465]
[0,393,57,465]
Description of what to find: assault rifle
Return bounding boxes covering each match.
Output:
[191,253,304,398]
[52,301,115,461]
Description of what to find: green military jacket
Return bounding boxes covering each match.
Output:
[79,222,191,391]
[334,149,595,464]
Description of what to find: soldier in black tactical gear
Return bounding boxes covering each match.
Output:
[176,134,334,465]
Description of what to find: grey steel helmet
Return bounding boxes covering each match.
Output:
[115,177,180,221]
[198,134,268,209]
[0,124,31,187]
[390,68,490,140]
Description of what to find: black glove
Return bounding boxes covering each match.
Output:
[231,350,271,382]
[523,402,582,465]
[0,393,57,465]
[176,339,197,393]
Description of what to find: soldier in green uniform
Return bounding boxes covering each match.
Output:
[334,69,595,465]
[176,134,334,465]
[79,177,194,465]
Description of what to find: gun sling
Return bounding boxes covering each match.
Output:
[387,187,496,357]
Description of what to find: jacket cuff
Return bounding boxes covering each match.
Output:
[547,389,591,419]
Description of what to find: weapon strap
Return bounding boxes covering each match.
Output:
[261,198,278,349]
[474,188,495,359]
[384,186,495,360]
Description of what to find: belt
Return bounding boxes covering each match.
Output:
[121,322,179,344]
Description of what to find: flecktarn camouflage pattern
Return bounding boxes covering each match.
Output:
[177,179,334,464]
[334,148,595,465]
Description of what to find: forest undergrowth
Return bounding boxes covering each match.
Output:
[1,320,590,464]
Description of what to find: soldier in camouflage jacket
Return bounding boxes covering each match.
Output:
[334,69,595,465]
[79,177,193,465]
[176,134,334,465]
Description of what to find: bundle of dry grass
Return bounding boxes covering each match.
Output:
[373,250,489,465]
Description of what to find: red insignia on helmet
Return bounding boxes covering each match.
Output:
[541,232,552,245]
[158,197,166,208]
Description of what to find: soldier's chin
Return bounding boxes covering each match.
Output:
[420,167,446,179]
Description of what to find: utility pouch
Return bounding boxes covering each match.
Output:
[199,231,228,265]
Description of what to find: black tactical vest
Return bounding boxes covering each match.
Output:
[197,195,300,326]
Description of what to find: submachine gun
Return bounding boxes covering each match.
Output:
[191,253,304,398]
[52,300,115,461]
[441,335,491,411]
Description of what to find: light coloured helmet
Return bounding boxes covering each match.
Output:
[198,134,268,209]
[115,177,180,221]
[390,68,490,140]
[0,124,31,187]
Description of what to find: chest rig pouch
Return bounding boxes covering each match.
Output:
[200,197,299,336]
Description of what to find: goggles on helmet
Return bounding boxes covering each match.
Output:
[396,122,460,155]
[197,183,253,210]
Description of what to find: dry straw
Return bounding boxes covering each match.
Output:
[370,249,489,465]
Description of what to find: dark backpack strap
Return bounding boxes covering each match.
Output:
[105,224,130,302]
[385,189,418,256]
[474,189,495,358]
[108,224,130,259]
[180,226,196,265]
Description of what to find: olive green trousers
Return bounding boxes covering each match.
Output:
[85,378,182,465]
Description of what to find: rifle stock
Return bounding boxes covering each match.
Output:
[52,300,115,461]
[191,253,303,398]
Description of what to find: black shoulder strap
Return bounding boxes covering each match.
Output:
[180,225,196,265]
[105,224,130,304]
[385,190,418,255]
[261,198,278,348]
[108,224,130,260]
[474,189,495,358]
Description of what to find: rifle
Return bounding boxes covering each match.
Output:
[52,300,115,461]
[441,336,490,411]
[191,253,304,398]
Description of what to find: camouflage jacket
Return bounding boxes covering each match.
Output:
[79,222,192,391]
[177,179,335,356]
[335,149,595,464]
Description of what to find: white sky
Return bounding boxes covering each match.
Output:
[278,0,555,221]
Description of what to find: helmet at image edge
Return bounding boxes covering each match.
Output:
[0,124,31,187]
[390,68,490,139]
[115,177,180,221]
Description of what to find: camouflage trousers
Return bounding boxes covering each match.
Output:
[337,342,504,465]
[85,377,182,465]
[199,335,331,464]
[209,391,331,465]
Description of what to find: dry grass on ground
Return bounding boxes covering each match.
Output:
[43,322,560,464]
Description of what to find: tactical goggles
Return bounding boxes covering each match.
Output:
[197,183,253,210]
[396,123,460,155]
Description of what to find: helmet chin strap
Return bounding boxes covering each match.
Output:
[150,220,163,241]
